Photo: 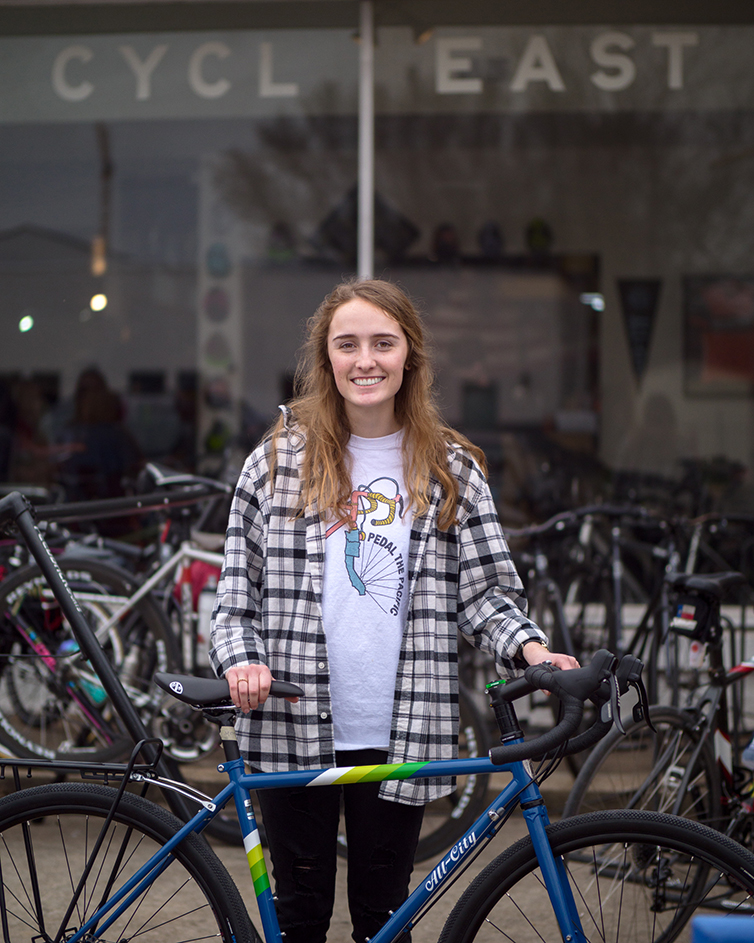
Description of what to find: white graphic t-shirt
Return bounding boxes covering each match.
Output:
[321,431,412,750]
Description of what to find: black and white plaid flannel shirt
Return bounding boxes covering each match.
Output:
[210,413,547,805]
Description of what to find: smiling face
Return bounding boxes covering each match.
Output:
[327,297,410,437]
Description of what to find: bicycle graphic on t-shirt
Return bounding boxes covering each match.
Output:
[325,477,406,614]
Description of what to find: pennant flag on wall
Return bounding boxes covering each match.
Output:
[617,279,662,380]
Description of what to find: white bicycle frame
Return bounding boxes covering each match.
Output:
[95,540,223,670]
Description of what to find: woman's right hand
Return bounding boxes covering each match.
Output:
[226,663,273,713]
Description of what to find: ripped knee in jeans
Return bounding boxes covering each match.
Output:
[291,855,323,896]
[369,846,398,872]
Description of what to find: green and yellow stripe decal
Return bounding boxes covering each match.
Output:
[244,828,270,896]
[306,762,429,787]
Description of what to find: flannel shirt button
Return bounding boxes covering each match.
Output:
[320,711,328,720]
[318,662,326,669]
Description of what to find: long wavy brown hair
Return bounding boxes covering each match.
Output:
[268,278,487,530]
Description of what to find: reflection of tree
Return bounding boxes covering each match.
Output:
[212,87,357,253]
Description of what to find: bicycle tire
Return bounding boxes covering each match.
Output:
[0,557,180,762]
[562,705,721,827]
[438,809,754,943]
[336,685,491,863]
[0,781,260,942]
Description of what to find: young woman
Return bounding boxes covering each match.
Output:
[210,278,578,943]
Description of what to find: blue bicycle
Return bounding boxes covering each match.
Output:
[1,648,753,943]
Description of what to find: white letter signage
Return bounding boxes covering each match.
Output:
[189,41,232,99]
[52,45,94,101]
[590,32,636,91]
[259,42,298,97]
[436,37,483,94]
[652,32,699,90]
[510,35,565,92]
[120,44,168,100]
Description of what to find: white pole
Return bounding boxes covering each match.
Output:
[357,0,374,280]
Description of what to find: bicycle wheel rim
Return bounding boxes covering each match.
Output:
[0,781,258,943]
[439,809,754,943]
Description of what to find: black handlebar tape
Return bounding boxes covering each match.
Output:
[558,715,613,757]
[489,690,582,765]
[493,675,537,702]
[488,651,618,765]
[545,650,617,701]
[493,650,618,707]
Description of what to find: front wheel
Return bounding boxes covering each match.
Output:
[439,809,754,943]
[0,781,260,942]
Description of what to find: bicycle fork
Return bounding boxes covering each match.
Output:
[522,793,588,943]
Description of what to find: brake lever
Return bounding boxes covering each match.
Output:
[615,652,656,734]
[629,674,656,732]
[609,674,625,735]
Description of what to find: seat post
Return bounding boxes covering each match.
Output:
[215,714,242,762]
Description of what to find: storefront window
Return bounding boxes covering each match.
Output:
[368,23,754,518]
[0,27,359,492]
[1,11,752,520]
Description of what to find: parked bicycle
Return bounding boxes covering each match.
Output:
[0,484,253,843]
[562,569,754,854]
[2,644,754,942]
[0,467,232,762]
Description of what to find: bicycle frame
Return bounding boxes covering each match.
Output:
[65,749,587,943]
[672,659,754,820]
[0,492,199,825]
[637,621,754,827]
[95,540,222,638]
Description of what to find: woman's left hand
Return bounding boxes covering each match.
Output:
[522,641,580,671]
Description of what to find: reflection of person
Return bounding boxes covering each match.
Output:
[8,378,53,485]
[616,393,680,479]
[58,368,142,500]
[210,279,577,943]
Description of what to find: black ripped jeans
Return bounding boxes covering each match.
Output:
[257,749,425,943]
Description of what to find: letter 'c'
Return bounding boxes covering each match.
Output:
[189,41,232,99]
[52,45,94,101]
